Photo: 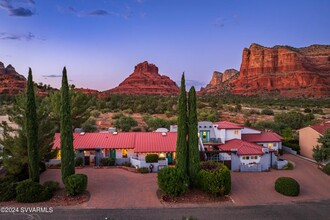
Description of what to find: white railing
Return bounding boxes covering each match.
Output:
[130,157,168,172]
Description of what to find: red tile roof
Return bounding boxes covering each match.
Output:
[53,132,177,153]
[219,139,265,155]
[214,121,243,129]
[309,122,330,135]
[241,132,283,143]
[134,132,177,153]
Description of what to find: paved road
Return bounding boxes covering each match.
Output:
[1,199,329,220]
[230,154,330,205]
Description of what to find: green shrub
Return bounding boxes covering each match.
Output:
[16,179,44,203]
[261,108,274,115]
[157,167,189,197]
[0,176,18,202]
[197,161,231,196]
[323,164,330,175]
[285,162,294,170]
[139,167,149,174]
[65,174,88,196]
[100,158,116,166]
[75,157,83,167]
[283,140,300,153]
[145,154,159,163]
[122,162,131,167]
[275,177,300,196]
[41,181,60,200]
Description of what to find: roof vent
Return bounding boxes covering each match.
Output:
[80,132,85,136]
[113,132,118,135]
[162,132,167,136]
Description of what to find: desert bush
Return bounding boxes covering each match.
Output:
[261,108,274,115]
[145,154,159,163]
[323,164,330,175]
[75,157,83,167]
[41,181,60,200]
[139,167,149,174]
[65,174,88,196]
[285,162,294,170]
[0,176,18,202]
[157,167,189,197]
[275,177,300,196]
[100,158,116,166]
[16,179,44,203]
[197,161,231,196]
[122,162,131,167]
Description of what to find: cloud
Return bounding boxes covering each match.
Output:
[42,74,62,78]
[214,17,226,28]
[0,0,36,16]
[61,5,132,19]
[0,32,35,40]
[88,9,108,16]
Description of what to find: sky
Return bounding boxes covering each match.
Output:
[0,0,329,91]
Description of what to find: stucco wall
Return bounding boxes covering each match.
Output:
[241,127,261,134]
[226,129,241,141]
[198,121,216,139]
[299,127,320,159]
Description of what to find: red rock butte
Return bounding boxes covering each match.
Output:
[0,62,26,95]
[201,44,330,98]
[101,61,179,96]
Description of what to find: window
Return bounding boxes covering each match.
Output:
[122,149,127,158]
[246,156,250,160]
[234,130,238,135]
[268,143,273,148]
[273,143,277,146]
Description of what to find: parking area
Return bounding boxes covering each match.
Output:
[41,153,330,208]
[41,168,162,209]
[230,154,330,206]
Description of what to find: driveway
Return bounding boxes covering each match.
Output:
[230,153,330,206]
[41,168,162,209]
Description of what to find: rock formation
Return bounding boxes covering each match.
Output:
[200,69,239,93]
[102,61,179,96]
[201,44,330,98]
[0,62,26,95]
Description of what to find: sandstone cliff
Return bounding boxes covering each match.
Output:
[201,44,330,97]
[101,61,179,96]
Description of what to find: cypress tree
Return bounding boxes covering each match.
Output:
[176,73,188,175]
[60,67,75,183]
[188,86,200,183]
[26,68,40,182]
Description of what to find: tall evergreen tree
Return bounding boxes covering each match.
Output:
[26,68,40,182]
[60,67,75,183]
[176,73,188,175]
[188,86,200,183]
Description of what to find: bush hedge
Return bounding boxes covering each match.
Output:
[75,157,83,167]
[145,154,159,163]
[100,158,115,166]
[42,181,60,200]
[16,179,44,203]
[157,167,189,197]
[0,176,18,202]
[275,177,300,196]
[138,167,149,174]
[65,174,88,196]
[197,161,231,196]
[323,164,330,175]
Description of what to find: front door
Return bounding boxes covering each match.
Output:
[167,153,173,164]
[110,149,116,159]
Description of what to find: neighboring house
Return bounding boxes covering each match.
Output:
[298,121,330,160]
[198,121,283,172]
